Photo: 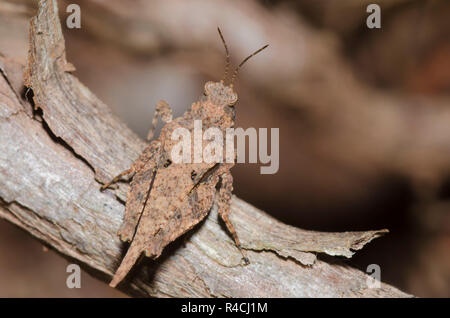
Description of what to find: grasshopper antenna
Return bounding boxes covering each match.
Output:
[230,44,268,87]
[217,27,230,83]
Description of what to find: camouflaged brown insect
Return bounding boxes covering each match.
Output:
[101,28,268,288]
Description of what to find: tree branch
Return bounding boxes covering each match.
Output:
[0,0,411,297]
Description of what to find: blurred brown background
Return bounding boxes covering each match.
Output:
[0,0,449,297]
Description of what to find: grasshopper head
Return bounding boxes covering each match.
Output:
[203,81,238,107]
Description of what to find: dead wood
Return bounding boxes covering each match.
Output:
[0,0,412,297]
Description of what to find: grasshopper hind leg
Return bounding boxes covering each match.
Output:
[147,100,173,141]
[102,140,161,242]
[216,171,249,264]
[118,167,157,242]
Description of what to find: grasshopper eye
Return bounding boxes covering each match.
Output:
[228,93,238,106]
[191,171,197,180]
[163,159,172,168]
